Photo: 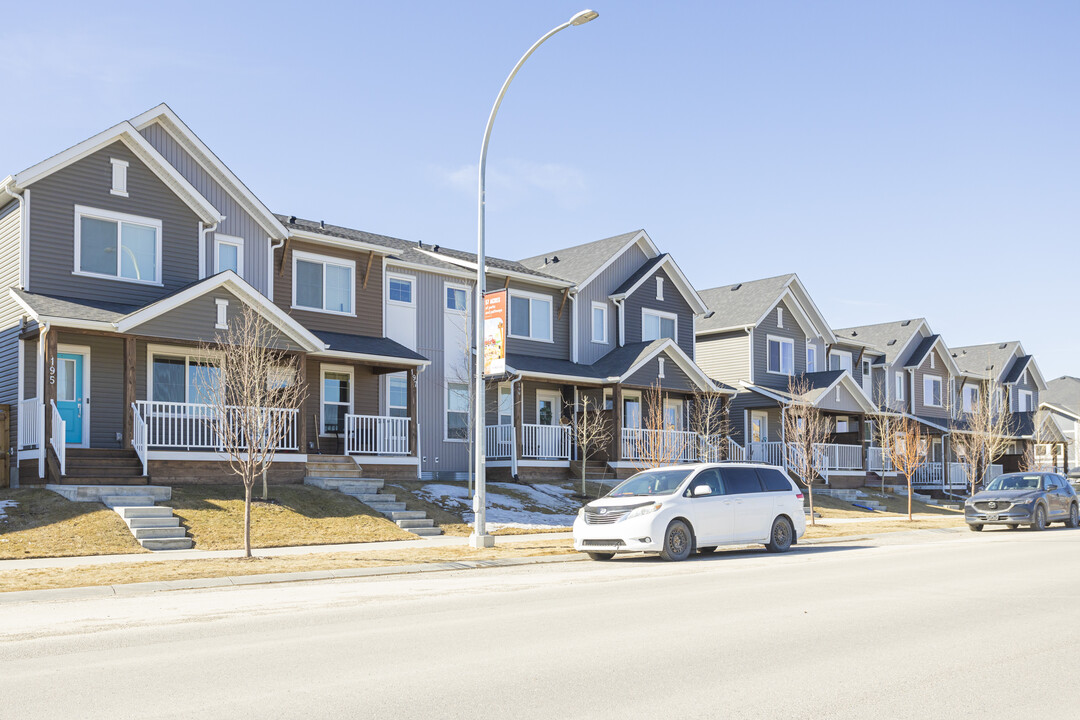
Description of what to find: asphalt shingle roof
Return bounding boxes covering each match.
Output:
[904,335,940,368]
[312,330,428,363]
[1043,377,1080,415]
[504,341,666,382]
[833,319,926,364]
[696,274,795,335]
[517,230,644,284]
[611,254,667,296]
[11,288,139,323]
[950,342,1020,379]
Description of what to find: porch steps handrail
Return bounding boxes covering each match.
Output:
[344,414,410,456]
[49,400,65,476]
[746,441,784,467]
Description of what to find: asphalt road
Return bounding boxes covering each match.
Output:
[2,527,1079,719]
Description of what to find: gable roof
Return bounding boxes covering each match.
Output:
[129,104,289,240]
[902,334,961,376]
[11,288,139,326]
[517,230,657,285]
[608,253,708,315]
[697,273,836,342]
[1043,376,1080,415]
[3,121,221,226]
[834,318,928,365]
[950,341,1020,380]
[741,370,876,414]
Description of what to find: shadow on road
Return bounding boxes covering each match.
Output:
[602,543,871,564]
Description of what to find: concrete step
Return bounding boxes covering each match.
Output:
[304,470,364,479]
[127,516,181,529]
[102,495,156,508]
[47,485,172,502]
[347,492,394,503]
[408,527,443,536]
[306,461,357,470]
[337,481,384,494]
[117,506,174,519]
[370,502,407,512]
[132,526,188,540]
[397,518,435,529]
[389,510,427,521]
[139,537,194,550]
[304,477,384,490]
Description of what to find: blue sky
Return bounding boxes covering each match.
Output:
[3,1,1077,378]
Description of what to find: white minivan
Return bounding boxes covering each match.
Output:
[572,463,806,561]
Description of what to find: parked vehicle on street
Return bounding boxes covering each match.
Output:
[573,463,807,561]
[964,472,1079,531]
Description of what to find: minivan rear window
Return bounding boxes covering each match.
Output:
[757,468,793,492]
[720,467,763,494]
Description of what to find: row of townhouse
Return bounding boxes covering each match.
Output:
[0,105,1063,491]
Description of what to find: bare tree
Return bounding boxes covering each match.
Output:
[783,377,829,526]
[883,414,929,521]
[870,412,900,494]
[203,305,306,557]
[690,389,731,461]
[630,381,691,469]
[949,378,1012,495]
[568,393,612,496]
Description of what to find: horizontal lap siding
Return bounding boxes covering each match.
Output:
[0,201,21,454]
[491,278,570,360]
[28,141,201,304]
[139,122,270,295]
[133,289,304,350]
[625,355,695,393]
[57,332,124,448]
[623,267,695,357]
[273,240,382,336]
[912,345,950,420]
[753,298,807,390]
[1009,358,1038,412]
[304,359,379,449]
[727,393,781,444]
[576,244,648,364]
[696,331,749,386]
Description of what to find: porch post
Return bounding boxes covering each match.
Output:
[122,336,135,449]
[296,355,308,453]
[42,327,57,452]
[407,367,418,457]
[1063,442,1069,474]
[612,384,623,462]
[513,380,524,468]
[942,433,951,489]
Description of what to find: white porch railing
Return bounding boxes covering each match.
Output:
[19,397,42,449]
[699,435,744,462]
[485,424,513,460]
[814,443,863,471]
[622,428,699,463]
[49,400,65,476]
[345,414,410,455]
[913,463,943,486]
[867,447,894,472]
[523,424,573,460]
[989,464,1004,481]
[747,441,785,466]
[131,402,148,476]
[947,462,972,490]
[136,401,299,452]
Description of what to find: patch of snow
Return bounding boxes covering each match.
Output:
[415,483,580,528]
[0,499,17,522]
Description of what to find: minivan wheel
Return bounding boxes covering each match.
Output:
[659,520,693,562]
[764,516,794,553]
[1067,504,1080,529]
[586,552,615,561]
[1031,504,1047,531]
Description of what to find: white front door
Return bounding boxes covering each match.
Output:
[664,398,684,431]
[536,391,561,426]
[750,411,768,443]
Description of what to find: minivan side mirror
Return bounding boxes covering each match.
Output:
[691,484,713,497]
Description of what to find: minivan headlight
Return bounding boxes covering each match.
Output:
[626,503,662,520]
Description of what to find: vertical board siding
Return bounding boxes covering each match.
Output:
[622,267,695,357]
[752,298,807,390]
[696,331,750,386]
[0,201,21,453]
[489,278,570,360]
[140,122,270,294]
[28,141,201,304]
[576,244,648,364]
[273,240,383,336]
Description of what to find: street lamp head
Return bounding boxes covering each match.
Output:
[569,9,599,26]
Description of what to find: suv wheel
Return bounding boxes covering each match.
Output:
[586,552,615,561]
[968,523,984,532]
[764,516,794,553]
[1068,504,1080,529]
[659,520,693,562]
[1031,504,1047,531]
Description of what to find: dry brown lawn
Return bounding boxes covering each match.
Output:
[167,485,415,551]
[806,489,963,519]
[0,539,577,593]
[803,515,966,539]
[0,489,147,559]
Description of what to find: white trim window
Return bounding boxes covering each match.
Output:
[806,342,817,373]
[1018,389,1033,412]
[642,309,677,342]
[320,365,353,435]
[498,384,513,425]
[147,347,222,405]
[446,382,469,440]
[214,234,244,276]
[623,392,642,430]
[74,205,162,285]
[767,335,794,375]
[591,302,608,344]
[963,384,980,413]
[509,290,553,342]
[829,349,853,374]
[445,283,469,312]
[387,273,415,306]
[110,159,128,197]
[923,374,943,408]
[293,251,355,315]
[387,373,408,418]
[895,373,905,401]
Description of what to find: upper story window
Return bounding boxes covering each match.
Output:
[895,373,905,401]
[923,374,943,407]
[446,285,468,312]
[806,342,817,372]
[388,275,414,305]
[963,384,980,412]
[655,277,664,301]
[829,350,853,374]
[110,159,128,197]
[642,309,677,342]
[74,205,161,285]
[293,250,355,315]
[767,335,794,375]
[591,302,608,344]
[862,359,871,378]
[509,290,553,342]
[1018,389,1033,412]
[214,234,244,275]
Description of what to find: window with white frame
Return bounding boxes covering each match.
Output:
[655,277,664,301]
[591,302,608,344]
[388,274,414,305]
[110,159,128,197]
[75,206,161,284]
[215,235,244,275]
[767,336,794,375]
[387,373,408,418]
[1018,389,1033,412]
[294,251,354,315]
[498,385,513,425]
[509,291,553,342]
[445,284,468,312]
[603,388,613,410]
[642,309,677,342]
[446,383,469,439]
[923,374,943,407]
[829,350,853,374]
[149,350,221,405]
[895,373,905,401]
[963,384,979,412]
[806,342,817,372]
[321,367,352,434]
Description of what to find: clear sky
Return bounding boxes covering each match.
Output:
[3,1,1077,378]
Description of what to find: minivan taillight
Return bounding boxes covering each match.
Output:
[795,493,804,500]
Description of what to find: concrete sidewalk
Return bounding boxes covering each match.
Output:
[0,531,573,571]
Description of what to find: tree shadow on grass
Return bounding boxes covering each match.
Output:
[165,484,384,520]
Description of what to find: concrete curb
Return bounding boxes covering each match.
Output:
[0,554,588,604]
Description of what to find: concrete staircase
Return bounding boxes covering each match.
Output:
[814,487,888,512]
[304,456,442,537]
[57,448,149,485]
[46,484,192,550]
[570,460,616,482]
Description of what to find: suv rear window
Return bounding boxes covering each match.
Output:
[720,467,763,494]
[757,468,793,492]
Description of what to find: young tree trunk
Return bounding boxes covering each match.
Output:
[262,468,268,501]
[581,453,587,497]
[907,474,913,522]
[807,478,815,527]
[244,481,253,558]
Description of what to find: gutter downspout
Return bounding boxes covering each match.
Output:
[612,298,625,347]
[269,236,286,301]
[198,221,220,279]
[1,182,27,289]
[569,290,578,363]
[509,374,522,479]
[37,321,49,479]
[415,365,425,480]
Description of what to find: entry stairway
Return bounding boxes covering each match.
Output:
[46,484,193,550]
[303,456,442,536]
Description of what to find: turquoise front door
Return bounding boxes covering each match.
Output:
[56,352,84,445]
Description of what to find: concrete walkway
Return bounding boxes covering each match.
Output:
[0,531,573,571]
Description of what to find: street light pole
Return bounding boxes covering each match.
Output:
[471,9,599,549]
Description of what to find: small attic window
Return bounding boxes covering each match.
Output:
[777,307,784,328]
[110,159,128,197]
[656,277,664,301]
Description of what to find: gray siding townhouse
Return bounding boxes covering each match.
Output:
[0,105,428,486]
[696,274,876,488]
[1038,376,1080,475]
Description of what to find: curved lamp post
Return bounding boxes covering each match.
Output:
[471,9,599,548]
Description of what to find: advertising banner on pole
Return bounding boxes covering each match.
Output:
[483,289,507,376]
